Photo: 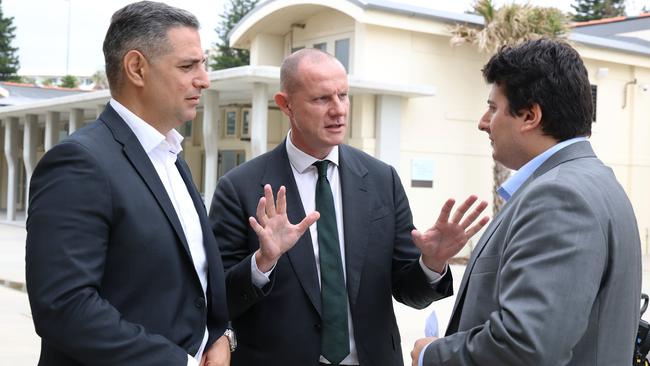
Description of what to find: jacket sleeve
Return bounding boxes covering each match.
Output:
[26,141,189,366]
[208,174,273,320]
[389,165,454,309]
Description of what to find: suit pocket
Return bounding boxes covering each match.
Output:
[472,255,499,275]
[371,205,390,221]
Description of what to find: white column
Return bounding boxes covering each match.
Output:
[375,95,402,170]
[4,117,18,221]
[23,114,38,213]
[69,108,83,135]
[44,111,60,152]
[251,82,269,158]
[202,90,220,210]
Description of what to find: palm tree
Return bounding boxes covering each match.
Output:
[449,0,569,215]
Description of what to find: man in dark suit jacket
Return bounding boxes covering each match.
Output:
[26,2,232,365]
[412,39,642,366]
[208,48,488,366]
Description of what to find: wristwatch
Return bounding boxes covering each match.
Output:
[224,328,237,352]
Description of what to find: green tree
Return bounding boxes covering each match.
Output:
[59,75,79,88]
[450,0,569,214]
[571,0,626,21]
[210,0,258,70]
[0,0,20,81]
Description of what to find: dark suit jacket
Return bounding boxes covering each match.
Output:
[209,141,453,366]
[26,104,229,366]
[424,141,642,365]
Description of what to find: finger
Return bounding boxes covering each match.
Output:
[459,199,488,229]
[264,184,277,217]
[411,229,423,247]
[296,211,320,234]
[255,196,267,226]
[248,216,264,234]
[436,198,455,224]
[450,195,478,224]
[276,186,287,215]
[465,215,490,238]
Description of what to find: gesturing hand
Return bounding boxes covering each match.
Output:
[250,184,320,272]
[412,195,489,273]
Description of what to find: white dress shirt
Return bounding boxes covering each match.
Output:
[110,99,208,366]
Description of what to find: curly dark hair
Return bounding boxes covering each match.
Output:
[482,38,593,141]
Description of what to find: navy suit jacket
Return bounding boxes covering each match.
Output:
[209,141,453,366]
[26,104,228,365]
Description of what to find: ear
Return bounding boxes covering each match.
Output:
[520,103,542,133]
[122,50,148,88]
[274,92,293,119]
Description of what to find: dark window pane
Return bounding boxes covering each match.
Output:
[335,38,350,72]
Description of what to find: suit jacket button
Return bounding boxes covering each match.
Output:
[314,323,321,331]
[195,297,205,308]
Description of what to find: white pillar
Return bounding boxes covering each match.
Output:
[44,111,60,152]
[23,114,38,213]
[202,90,220,210]
[69,108,83,135]
[4,117,18,221]
[251,82,269,158]
[375,95,402,170]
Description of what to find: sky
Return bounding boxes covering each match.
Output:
[3,0,650,77]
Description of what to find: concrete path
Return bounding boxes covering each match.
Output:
[1,222,649,365]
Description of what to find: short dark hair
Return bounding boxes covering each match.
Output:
[482,38,592,141]
[103,1,199,91]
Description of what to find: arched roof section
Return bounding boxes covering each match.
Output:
[229,0,365,49]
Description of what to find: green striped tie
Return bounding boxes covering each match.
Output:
[313,160,349,365]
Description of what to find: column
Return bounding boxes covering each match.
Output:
[4,117,18,221]
[251,82,269,158]
[23,114,38,213]
[96,104,104,118]
[44,111,60,152]
[375,95,402,170]
[202,90,220,210]
[69,108,84,135]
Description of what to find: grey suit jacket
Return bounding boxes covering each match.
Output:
[209,141,453,366]
[423,141,642,365]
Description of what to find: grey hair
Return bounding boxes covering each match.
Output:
[280,48,339,94]
[102,1,199,91]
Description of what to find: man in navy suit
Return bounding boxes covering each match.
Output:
[209,48,488,366]
[26,2,231,365]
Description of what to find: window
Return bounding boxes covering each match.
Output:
[224,108,238,137]
[241,108,251,138]
[335,38,350,71]
[313,42,327,51]
[218,150,246,178]
[590,84,597,122]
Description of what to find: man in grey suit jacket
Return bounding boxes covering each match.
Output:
[209,48,488,366]
[26,2,232,365]
[412,39,642,365]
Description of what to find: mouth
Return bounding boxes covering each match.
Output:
[325,123,345,130]
[186,96,201,104]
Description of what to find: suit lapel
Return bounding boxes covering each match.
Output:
[446,141,597,334]
[99,104,192,261]
[262,143,322,315]
[338,145,369,307]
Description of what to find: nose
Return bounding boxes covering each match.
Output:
[193,67,210,90]
[329,96,347,117]
[478,111,490,132]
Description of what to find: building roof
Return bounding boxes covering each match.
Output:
[572,12,650,50]
[0,82,88,107]
[230,0,650,57]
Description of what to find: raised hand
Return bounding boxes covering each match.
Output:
[250,184,320,272]
[412,195,489,273]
